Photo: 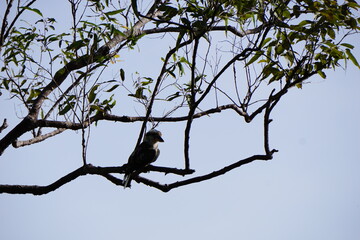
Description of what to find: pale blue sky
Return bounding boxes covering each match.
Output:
[0,1,360,240]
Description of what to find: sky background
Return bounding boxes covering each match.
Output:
[0,1,360,240]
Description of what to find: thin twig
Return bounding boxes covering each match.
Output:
[12,128,66,148]
[0,119,8,133]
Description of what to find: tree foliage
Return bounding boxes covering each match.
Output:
[0,0,359,194]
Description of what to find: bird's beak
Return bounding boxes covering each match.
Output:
[158,136,164,142]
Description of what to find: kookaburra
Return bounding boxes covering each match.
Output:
[123,129,164,188]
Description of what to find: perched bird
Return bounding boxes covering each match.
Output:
[123,129,164,188]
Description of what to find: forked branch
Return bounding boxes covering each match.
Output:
[0,164,195,195]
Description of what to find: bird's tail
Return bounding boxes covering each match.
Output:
[123,174,131,189]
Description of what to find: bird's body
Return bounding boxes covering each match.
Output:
[123,129,164,188]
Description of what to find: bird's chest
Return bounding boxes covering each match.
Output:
[132,147,159,166]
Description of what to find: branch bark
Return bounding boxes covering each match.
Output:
[9,104,247,148]
[0,164,194,195]
[136,154,273,192]
[12,128,66,148]
[0,119,8,133]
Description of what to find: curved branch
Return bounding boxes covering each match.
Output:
[0,165,88,195]
[12,128,66,148]
[8,104,246,147]
[136,153,274,192]
[143,24,267,38]
[247,71,318,122]
[34,104,246,129]
[0,164,194,195]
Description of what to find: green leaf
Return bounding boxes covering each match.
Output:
[105,84,119,92]
[175,30,186,51]
[59,102,74,115]
[346,49,360,68]
[327,28,335,39]
[66,39,89,51]
[120,68,125,81]
[341,43,354,49]
[129,87,146,100]
[88,85,99,103]
[21,7,43,17]
[90,104,103,113]
[246,51,262,66]
[141,77,153,85]
[166,92,181,101]
[317,70,326,79]
[105,9,125,16]
[275,44,284,55]
[261,37,272,48]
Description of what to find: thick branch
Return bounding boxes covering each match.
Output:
[146,165,195,175]
[143,24,266,38]
[0,165,88,195]
[136,154,274,192]
[0,164,194,195]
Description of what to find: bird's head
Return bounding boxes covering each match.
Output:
[144,129,164,145]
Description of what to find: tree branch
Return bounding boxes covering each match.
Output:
[143,24,267,38]
[184,37,200,170]
[12,128,66,148]
[5,104,246,149]
[135,38,195,147]
[0,164,194,195]
[0,165,88,195]
[33,104,246,129]
[136,154,274,192]
[0,0,37,50]
[0,119,8,133]
[210,25,267,37]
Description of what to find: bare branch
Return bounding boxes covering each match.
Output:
[184,38,200,170]
[12,128,66,148]
[0,164,194,195]
[33,104,247,131]
[146,165,195,175]
[264,90,275,155]
[0,119,8,133]
[136,154,274,192]
[0,165,88,195]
